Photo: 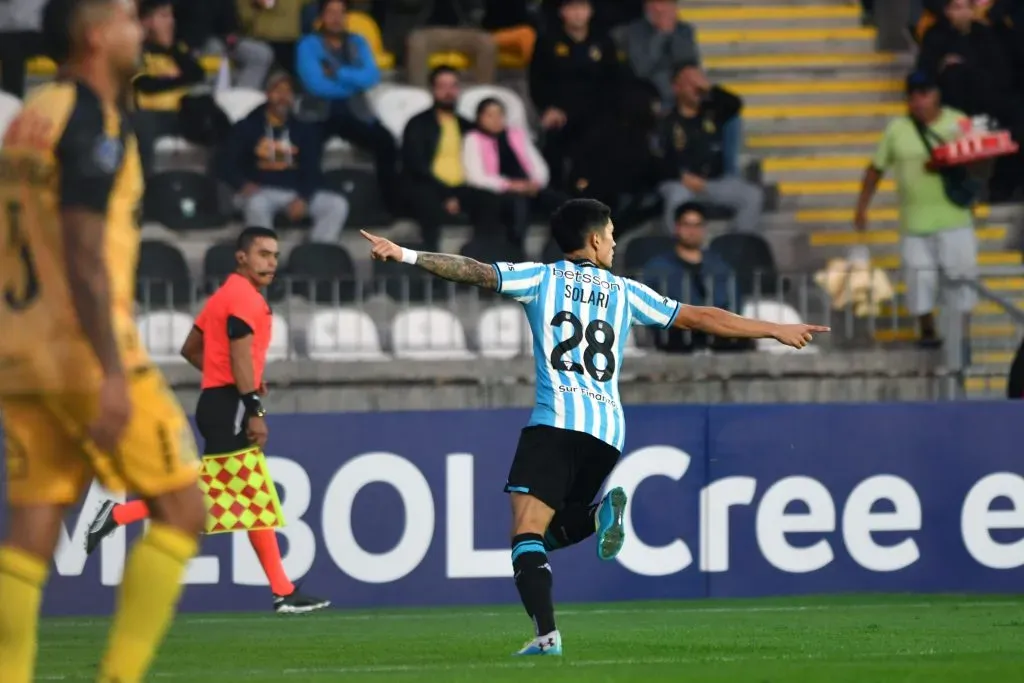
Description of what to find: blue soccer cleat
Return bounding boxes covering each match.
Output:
[514,631,562,656]
[596,486,628,561]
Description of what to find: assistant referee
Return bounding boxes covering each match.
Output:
[87,227,329,614]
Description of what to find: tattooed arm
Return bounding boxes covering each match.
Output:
[415,252,498,289]
[361,230,498,290]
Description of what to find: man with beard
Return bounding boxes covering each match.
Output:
[85,227,331,615]
[401,66,503,250]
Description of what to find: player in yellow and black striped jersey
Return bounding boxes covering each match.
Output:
[0,1,205,682]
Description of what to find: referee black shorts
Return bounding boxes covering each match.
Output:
[503,425,621,511]
[194,386,253,455]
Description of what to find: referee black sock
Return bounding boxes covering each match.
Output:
[511,533,556,635]
[544,504,599,551]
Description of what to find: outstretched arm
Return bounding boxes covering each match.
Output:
[361,230,498,289]
[674,305,829,349]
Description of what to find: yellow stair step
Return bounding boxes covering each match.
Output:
[966,376,1007,392]
[698,27,876,44]
[975,350,1016,364]
[728,79,902,97]
[705,52,898,70]
[680,5,860,21]
[875,324,1016,342]
[745,103,904,119]
[879,301,1017,318]
[780,180,894,195]
[810,225,1007,246]
[765,155,872,172]
[799,205,991,223]
[749,132,882,149]
[894,276,1024,294]
[871,251,1021,269]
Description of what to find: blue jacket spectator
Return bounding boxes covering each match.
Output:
[295,0,398,213]
[221,72,350,243]
[642,202,752,353]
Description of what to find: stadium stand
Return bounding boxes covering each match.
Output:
[3,0,1023,401]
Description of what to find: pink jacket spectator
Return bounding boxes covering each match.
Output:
[462,127,550,193]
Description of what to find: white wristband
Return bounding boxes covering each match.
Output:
[400,247,419,265]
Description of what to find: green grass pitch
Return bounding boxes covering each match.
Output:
[37,595,1024,682]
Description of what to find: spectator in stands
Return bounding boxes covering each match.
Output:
[296,0,398,212]
[220,72,349,243]
[463,97,568,248]
[529,0,621,190]
[406,0,498,87]
[861,0,874,25]
[238,0,304,76]
[854,71,978,348]
[657,63,763,234]
[623,0,700,109]
[916,0,1013,121]
[642,202,748,353]
[174,0,274,90]
[541,0,644,40]
[567,78,665,234]
[0,0,44,98]
[134,0,208,174]
[401,66,503,251]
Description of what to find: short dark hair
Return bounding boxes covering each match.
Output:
[475,97,504,119]
[550,199,611,253]
[319,0,346,13]
[138,0,172,19]
[236,227,278,253]
[674,201,706,223]
[672,60,700,81]
[429,65,460,86]
[43,0,117,63]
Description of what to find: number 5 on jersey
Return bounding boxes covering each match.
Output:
[548,311,616,382]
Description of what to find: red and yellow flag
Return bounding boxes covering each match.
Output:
[197,446,285,535]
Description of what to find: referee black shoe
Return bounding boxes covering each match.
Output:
[273,583,330,614]
[85,500,118,556]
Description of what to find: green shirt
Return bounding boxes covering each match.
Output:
[871,108,974,235]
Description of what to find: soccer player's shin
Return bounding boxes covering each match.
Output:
[248,529,294,596]
[544,503,599,551]
[0,546,48,683]
[113,500,150,525]
[98,523,197,683]
[511,534,556,636]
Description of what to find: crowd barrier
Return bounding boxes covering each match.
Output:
[1,403,1022,616]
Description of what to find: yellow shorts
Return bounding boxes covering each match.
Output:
[2,368,201,506]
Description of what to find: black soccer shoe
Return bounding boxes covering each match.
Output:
[85,500,119,556]
[273,583,331,614]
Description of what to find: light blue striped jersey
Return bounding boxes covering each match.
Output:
[492,259,681,451]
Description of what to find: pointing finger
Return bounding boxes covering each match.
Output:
[360,229,378,243]
[807,325,831,333]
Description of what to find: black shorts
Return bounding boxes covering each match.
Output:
[503,425,621,511]
[194,386,252,455]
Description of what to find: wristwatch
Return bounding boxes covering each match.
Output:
[242,392,266,418]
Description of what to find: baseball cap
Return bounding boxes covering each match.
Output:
[905,70,938,95]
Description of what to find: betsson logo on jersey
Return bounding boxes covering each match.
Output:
[53,447,1024,589]
[552,269,622,291]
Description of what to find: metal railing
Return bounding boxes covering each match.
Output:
[134,267,1010,371]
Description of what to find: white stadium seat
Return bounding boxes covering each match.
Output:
[392,307,475,360]
[136,311,194,363]
[373,85,433,139]
[457,85,529,133]
[623,329,645,357]
[266,314,291,362]
[0,91,22,145]
[741,300,818,354]
[306,308,388,361]
[477,305,532,359]
[214,87,266,123]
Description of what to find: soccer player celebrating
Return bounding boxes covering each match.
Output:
[361,199,827,656]
[0,1,207,681]
[85,227,330,614]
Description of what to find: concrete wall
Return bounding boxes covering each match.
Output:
[164,350,952,413]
